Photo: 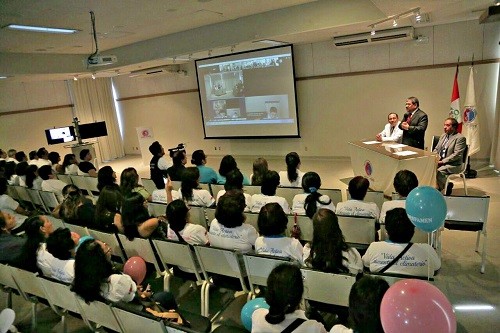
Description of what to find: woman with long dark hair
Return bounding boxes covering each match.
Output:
[180,167,214,207]
[278,152,304,188]
[62,154,79,175]
[122,192,164,240]
[251,157,268,186]
[94,184,123,232]
[17,215,54,272]
[292,172,335,218]
[303,209,362,275]
[59,186,95,227]
[72,237,177,309]
[120,167,152,202]
[97,166,117,192]
[216,155,250,185]
[251,264,327,332]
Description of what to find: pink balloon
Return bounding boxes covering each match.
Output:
[123,256,147,284]
[381,279,456,333]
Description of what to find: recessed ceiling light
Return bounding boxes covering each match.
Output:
[3,24,79,34]
[0,76,8,79]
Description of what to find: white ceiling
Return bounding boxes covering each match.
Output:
[0,0,494,81]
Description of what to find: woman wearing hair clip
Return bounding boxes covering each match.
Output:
[292,172,335,218]
[167,145,187,181]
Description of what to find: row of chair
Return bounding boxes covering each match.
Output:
[7,185,61,214]
[0,263,209,333]
[141,177,387,210]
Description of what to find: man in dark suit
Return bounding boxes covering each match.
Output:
[399,97,428,149]
[433,117,467,195]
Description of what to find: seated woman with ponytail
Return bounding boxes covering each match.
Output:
[251,264,327,333]
[292,172,335,218]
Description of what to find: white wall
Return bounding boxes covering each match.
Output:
[0,20,498,164]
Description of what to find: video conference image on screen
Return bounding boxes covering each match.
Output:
[196,45,300,138]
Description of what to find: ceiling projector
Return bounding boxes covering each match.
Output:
[85,54,117,67]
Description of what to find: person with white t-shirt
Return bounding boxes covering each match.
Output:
[37,227,77,283]
[292,171,335,218]
[215,169,252,212]
[255,203,303,264]
[330,276,389,333]
[251,171,289,214]
[336,176,379,220]
[379,169,418,224]
[252,264,327,333]
[62,153,80,175]
[179,167,214,207]
[362,208,441,277]
[208,190,257,253]
[166,199,209,245]
[38,165,67,202]
[303,209,362,275]
[278,152,304,188]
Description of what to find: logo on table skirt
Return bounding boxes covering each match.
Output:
[364,160,373,176]
[463,107,477,124]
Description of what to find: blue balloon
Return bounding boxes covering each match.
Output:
[240,297,269,331]
[406,186,447,232]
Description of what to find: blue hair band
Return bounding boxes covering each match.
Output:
[75,235,94,252]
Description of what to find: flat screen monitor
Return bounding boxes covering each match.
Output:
[45,126,76,145]
[195,45,300,139]
[79,121,108,139]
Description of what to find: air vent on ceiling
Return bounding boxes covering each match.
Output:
[333,27,415,48]
[129,65,182,78]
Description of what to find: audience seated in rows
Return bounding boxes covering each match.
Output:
[30,147,51,168]
[215,169,252,212]
[336,176,379,219]
[208,190,257,253]
[255,202,303,263]
[330,276,389,333]
[121,167,152,202]
[251,170,289,214]
[251,157,269,186]
[278,152,304,188]
[15,151,28,163]
[379,169,418,224]
[362,208,441,277]
[93,184,124,233]
[251,264,327,333]
[292,172,335,218]
[303,209,363,275]
[25,164,42,189]
[77,149,97,177]
[191,149,217,184]
[14,161,29,187]
[217,155,250,185]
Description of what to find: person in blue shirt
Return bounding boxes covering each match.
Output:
[191,150,217,184]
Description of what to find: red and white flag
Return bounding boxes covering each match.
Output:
[449,64,462,133]
[463,65,480,156]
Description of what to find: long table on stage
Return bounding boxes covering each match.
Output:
[348,140,437,196]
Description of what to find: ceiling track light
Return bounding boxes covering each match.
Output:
[370,26,376,35]
[392,19,398,27]
[173,56,176,64]
[73,76,78,81]
[208,49,212,57]
[91,73,96,79]
[231,45,235,53]
[415,10,422,22]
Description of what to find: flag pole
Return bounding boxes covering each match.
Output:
[465,54,477,179]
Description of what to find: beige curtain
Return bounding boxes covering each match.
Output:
[70,78,124,162]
